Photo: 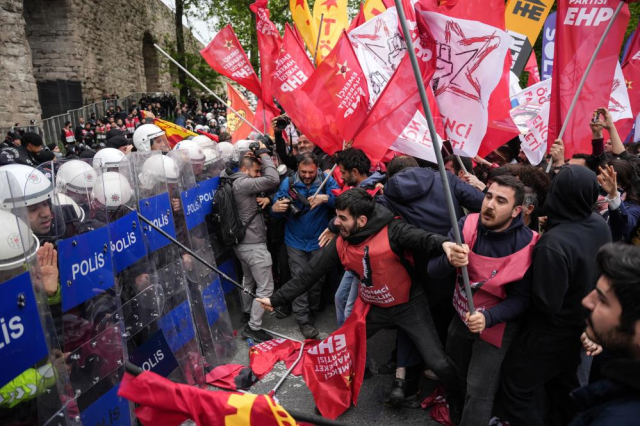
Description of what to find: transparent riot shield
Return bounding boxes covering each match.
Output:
[0,170,76,425]
[119,152,205,385]
[33,159,130,425]
[168,149,237,367]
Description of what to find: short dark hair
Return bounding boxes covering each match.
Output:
[388,155,418,177]
[22,132,43,147]
[486,166,512,185]
[490,175,525,207]
[336,148,371,175]
[240,156,261,170]
[298,152,318,167]
[335,188,375,219]
[596,243,640,335]
[444,155,472,175]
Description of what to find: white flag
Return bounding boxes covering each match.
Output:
[418,10,511,157]
[609,62,633,123]
[511,79,552,165]
[390,111,439,163]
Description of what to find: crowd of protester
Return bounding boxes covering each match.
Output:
[2,97,640,425]
[238,107,640,426]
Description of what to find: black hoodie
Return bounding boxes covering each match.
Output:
[269,204,449,307]
[527,165,611,333]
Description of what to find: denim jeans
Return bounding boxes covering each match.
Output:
[335,270,360,327]
[365,286,460,394]
[445,315,519,426]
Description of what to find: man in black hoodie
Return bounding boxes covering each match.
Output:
[500,165,612,426]
[257,188,469,410]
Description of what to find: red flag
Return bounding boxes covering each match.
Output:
[281,32,370,155]
[226,83,256,143]
[549,0,630,158]
[623,22,640,118]
[525,53,542,87]
[205,364,258,391]
[249,338,300,378]
[353,26,439,163]
[196,129,219,142]
[250,0,283,132]
[302,299,370,420]
[201,24,263,99]
[348,4,366,32]
[119,371,297,426]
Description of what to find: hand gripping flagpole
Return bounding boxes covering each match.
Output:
[131,208,294,319]
[154,44,265,136]
[394,0,475,314]
[545,0,625,173]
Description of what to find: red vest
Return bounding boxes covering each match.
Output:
[453,214,539,347]
[336,225,412,307]
[125,119,135,133]
[96,126,106,140]
[64,128,75,143]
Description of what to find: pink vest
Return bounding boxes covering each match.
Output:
[453,214,539,347]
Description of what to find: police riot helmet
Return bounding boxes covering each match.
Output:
[0,164,52,209]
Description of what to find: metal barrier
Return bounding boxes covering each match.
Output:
[31,92,172,147]
[0,126,43,141]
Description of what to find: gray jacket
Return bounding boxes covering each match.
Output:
[224,153,279,244]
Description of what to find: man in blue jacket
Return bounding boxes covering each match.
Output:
[271,152,339,338]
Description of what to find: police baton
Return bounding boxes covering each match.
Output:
[394,0,475,314]
[132,209,289,318]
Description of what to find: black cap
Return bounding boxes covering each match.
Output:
[106,134,129,149]
[22,132,43,147]
[47,143,58,151]
[106,128,124,141]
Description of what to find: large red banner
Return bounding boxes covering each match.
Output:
[548,0,630,157]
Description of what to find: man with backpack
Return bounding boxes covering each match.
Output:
[217,140,280,342]
[271,152,340,338]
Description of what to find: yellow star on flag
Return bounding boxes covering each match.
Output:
[336,60,350,79]
[627,79,633,90]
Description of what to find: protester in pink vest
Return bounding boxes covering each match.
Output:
[428,175,539,426]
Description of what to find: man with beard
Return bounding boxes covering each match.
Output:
[428,175,538,425]
[501,165,612,426]
[258,188,469,417]
[569,243,640,425]
[273,119,334,174]
[271,153,339,338]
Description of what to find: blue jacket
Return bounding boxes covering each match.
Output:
[378,167,484,236]
[604,199,640,243]
[569,359,640,426]
[271,170,339,252]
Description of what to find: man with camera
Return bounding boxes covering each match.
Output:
[273,115,334,174]
[227,139,280,342]
[271,152,340,338]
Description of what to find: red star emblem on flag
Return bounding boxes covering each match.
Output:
[433,20,501,106]
[224,40,234,51]
[295,0,306,8]
[322,0,338,10]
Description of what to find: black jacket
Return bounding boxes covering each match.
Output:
[527,165,611,333]
[569,359,640,426]
[428,214,533,328]
[274,131,334,172]
[269,204,448,307]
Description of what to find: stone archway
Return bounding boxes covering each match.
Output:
[143,32,160,92]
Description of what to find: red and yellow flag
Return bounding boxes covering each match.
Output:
[153,118,198,148]
[119,371,299,426]
[226,83,255,143]
[290,0,318,58]
[362,0,387,21]
[312,0,349,63]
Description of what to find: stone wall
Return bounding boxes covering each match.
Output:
[0,0,202,127]
[0,0,42,127]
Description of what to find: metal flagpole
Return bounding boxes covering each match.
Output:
[312,163,338,198]
[545,1,625,173]
[154,44,265,136]
[313,14,325,67]
[133,209,292,318]
[394,0,475,314]
[456,155,469,175]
